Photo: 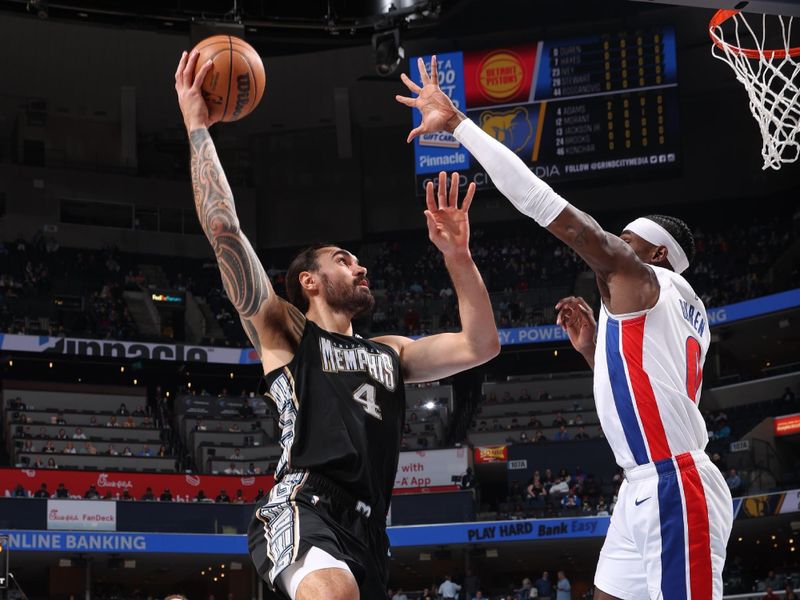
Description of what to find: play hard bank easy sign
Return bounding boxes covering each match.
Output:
[47,500,116,531]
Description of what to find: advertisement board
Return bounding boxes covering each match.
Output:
[774,413,800,437]
[47,500,116,531]
[474,445,508,464]
[394,448,469,493]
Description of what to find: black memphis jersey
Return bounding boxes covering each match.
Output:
[261,319,405,517]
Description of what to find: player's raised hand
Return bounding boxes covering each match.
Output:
[396,55,464,143]
[174,49,217,131]
[424,171,475,259]
[555,296,597,357]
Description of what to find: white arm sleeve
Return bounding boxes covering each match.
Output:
[452,119,569,227]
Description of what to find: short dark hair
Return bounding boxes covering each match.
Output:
[285,243,334,312]
[643,214,696,268]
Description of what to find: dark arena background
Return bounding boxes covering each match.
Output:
[0,0,799,599]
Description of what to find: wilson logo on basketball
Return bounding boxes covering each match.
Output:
[231,73,251,119]
[477,51,525,101]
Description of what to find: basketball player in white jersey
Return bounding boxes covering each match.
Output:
[397,56,733,600]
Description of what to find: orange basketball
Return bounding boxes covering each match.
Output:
[191,35,265,123]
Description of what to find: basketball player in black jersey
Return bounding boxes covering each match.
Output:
[175,50,500,600]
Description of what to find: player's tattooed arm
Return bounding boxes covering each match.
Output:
[189,128,304,358]
[189,128,271,322]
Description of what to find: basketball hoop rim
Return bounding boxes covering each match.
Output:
[709,9,800,60]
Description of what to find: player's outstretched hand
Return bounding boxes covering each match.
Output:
[424,171,475,259]
[555,296,597,357]
[396,55,463,143]
[175,49,218,132]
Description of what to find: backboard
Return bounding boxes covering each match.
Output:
[627,0,800,17]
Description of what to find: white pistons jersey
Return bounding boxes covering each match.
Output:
[594,265,711,470]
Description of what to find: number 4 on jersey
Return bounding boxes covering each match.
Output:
[353,383,382,420]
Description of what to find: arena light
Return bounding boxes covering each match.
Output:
[424,401,435,409]
[373,29,404,76]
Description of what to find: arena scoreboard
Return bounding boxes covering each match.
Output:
[410,26,679,194]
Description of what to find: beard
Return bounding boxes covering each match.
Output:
[321,273,375,319]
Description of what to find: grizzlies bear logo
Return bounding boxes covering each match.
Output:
[479,107,534,154]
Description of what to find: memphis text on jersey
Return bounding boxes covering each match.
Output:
[319,338,396,392]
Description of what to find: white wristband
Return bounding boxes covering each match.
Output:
[453,119,568,227]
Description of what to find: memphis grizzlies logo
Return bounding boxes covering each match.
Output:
[479,107,534,154]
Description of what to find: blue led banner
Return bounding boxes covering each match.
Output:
[706,288,800,327]
[1,530,247,554]
[2,517,610,553]
[499,288,800,346]
[0,289,797,362]
[388,515,609,547]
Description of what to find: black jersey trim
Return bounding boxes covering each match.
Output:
[257,318,310,396]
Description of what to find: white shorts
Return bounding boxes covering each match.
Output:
[277,545,353,600]
[595,450,733,600]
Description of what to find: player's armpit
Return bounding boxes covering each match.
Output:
[373,333,498,384]
[546,204,659,312]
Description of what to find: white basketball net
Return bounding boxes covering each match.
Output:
[710,11,800,170]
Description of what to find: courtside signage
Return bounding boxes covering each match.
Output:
[47,500,116,531]
[393,448,469,493]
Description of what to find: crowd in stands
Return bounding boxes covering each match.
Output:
[475,388,602,445]
[386,569,574,600]
[7,481,268,505]
[499,464,619,520]
[7,396,176,470]
[0,204,795,345]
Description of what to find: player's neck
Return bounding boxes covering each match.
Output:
[306,304,354,336]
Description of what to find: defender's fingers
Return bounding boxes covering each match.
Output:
[425,181,437,214]
[448,172,459,207]
[576,297,593,313]
[400,73,422,94]
[461,182,476,213]
[395,94,416,107]
[437,171,447,210]
[407,125,425,143]
[430,55,440,86]
[555,296,577,310]
[418,57,431,86]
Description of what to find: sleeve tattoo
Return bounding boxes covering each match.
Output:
[189,128,270,349]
